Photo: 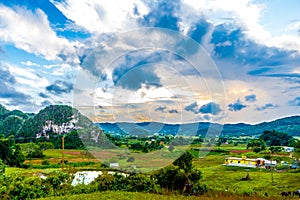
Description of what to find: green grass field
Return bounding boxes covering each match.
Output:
[197,158,300,197]
[5,144,300,199]
[37,191,277,200]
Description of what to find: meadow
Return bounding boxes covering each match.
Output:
[4,143,300,199]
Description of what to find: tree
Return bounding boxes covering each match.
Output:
[294,140,300,158]
[153,152,206,195]
[0,159,5,177]
[247,139,266,152]
[20,143,45,158]
[12,144,25,167]
[173,151,193,173]
[0,137,25,167]
[269,146,283,154]
[260,130,293,146]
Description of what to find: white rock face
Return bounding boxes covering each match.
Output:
[36,116,78,138]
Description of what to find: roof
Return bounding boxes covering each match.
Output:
[225,157,256,161]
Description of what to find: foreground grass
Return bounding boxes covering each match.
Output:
[38,191,277,200]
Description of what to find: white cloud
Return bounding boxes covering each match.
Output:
[266,34,300,53]
[21,60,40,67]
[0,5,78,62]
[182,0,270,42]
[8,64,49,88]
[181,0,300,53]
[51,0,149,34]
[288,21,300,32]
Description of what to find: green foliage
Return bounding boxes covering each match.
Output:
[0,115,24,137]
[127,156,135,162]
[294,140,300,158]
[94,173,160,193]
[0,137,25,167]
[64,130,85,149]
[247,139,266,152]
[42,159,50,165]
[269,146,283,154]
[173,152,194,172]
[0,104,8,115]
[12,144,25,167]
[294,140,300,149]
[259,130,293,146]
[170,136,192,146]
[20,142,45,158]
[152,164,206,195]
[38,142,55,150]
[0,105,29,138]
[0,159,5,177]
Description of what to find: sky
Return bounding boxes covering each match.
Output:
[0,0,300,124]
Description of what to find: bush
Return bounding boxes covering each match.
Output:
[127,156,135,163]
[42,159,50,165]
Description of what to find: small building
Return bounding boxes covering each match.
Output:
[223,156,276,168]
[224,156,257,168]
[109,162,120,169]
[283,146,294,152]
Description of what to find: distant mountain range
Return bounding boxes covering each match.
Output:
[97,116,300,137]
[0,104,299,139]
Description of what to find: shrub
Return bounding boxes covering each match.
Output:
[42,159,50,165]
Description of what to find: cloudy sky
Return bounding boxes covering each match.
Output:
[0,0,300,124]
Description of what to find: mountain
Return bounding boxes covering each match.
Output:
[0,104,113,148]
[0,105,30,138]
[1,104,299,142]
[97,116,300,137]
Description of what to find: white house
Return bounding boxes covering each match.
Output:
[109,162,120,168]
[283,146,294,152]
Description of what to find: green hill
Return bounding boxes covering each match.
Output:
[0,104,113,149]
[0,105,29,137]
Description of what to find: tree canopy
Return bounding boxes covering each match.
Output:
[259,130,294,146]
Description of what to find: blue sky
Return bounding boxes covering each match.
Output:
[0,0,300,124]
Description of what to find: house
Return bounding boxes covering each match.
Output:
[109,162,120,169]
[224,156,257,168]
[223,156,277,168]
[283,146,294,152]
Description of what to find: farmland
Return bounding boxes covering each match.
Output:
[3,142,300,199]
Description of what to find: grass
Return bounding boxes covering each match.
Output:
[37,191,276,200]
[194,153,300,197]
[6,145,300,199]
